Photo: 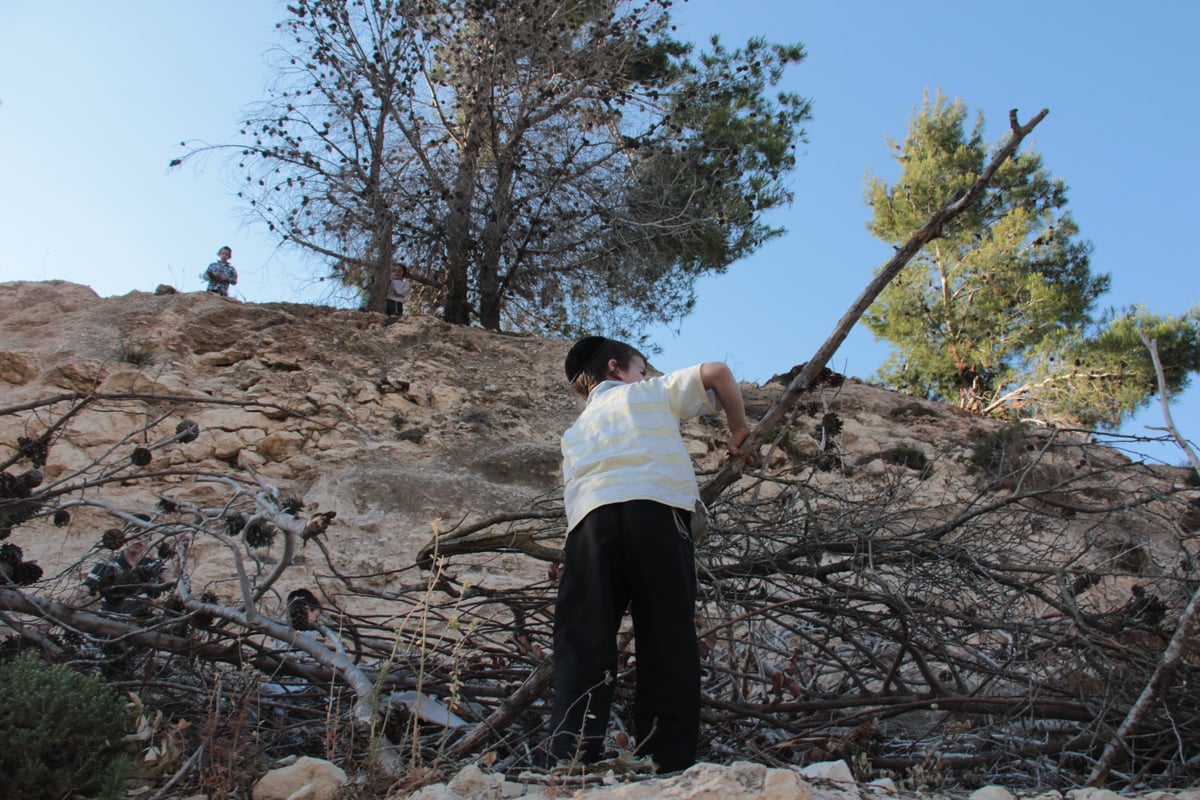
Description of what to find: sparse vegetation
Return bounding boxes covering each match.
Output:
[877,443,929,472]
[968,422,1031,482]
[117,336,157,366]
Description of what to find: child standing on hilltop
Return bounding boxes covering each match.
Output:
[385,265,411,317]
[203,246,238,296]
[545,336,756,773]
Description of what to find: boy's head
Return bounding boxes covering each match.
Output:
[564,336,646,397]
[122,536,150,565]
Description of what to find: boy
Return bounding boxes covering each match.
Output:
[204,246,238,296]
[78,536,176,615]
[546,335,754,772]
[386,265,412,316]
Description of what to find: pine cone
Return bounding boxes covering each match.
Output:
[819,412,844,437]
[13,560,43,586]
[192,591,218,630]
[244,519,276,549]
[102,528,126,550]
[0,543,23,565]
[16,435,50,468]
[224,512,248,538]
[175,419,200,444]
[131,447,152,467]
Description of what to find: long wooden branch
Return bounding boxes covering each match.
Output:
[0,390,311,421]
[1,586,378,723]
[701,108,1049,505]
[1137,334,1200,474]
[415,509,566,569]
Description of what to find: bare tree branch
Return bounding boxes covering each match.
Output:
[1085,334,1200,786]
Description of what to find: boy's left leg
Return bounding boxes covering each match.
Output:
[621,500,701,772]
[546,506,630,765]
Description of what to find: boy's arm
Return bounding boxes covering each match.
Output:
[699,362,755,460]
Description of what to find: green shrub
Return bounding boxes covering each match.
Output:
[0,651,131,800]
[879,444,930,474]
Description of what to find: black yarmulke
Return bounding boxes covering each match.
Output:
[564,336,610,382]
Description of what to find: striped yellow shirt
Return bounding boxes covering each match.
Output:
[562,365,716,532]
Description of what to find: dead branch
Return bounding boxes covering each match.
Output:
[1085,334,1200,786]
[447,657,554,759]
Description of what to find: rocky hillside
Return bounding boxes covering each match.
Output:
[6,280,1187,585]
[2,281,589,589]
[0,281,1028,587]
[2,281,1198,798]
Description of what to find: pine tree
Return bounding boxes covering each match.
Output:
[865,93,1200,429]
[864,93,1104,412]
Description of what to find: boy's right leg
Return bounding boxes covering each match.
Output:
[546,506,628,765]
[623,500,701,772]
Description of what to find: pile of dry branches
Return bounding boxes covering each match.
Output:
[2,388,1198,796]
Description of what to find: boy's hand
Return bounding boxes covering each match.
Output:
[726,427,760,466]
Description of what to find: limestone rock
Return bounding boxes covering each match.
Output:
[0,351,37,384]
[971,787,1017,800]
[251,756,348,800]
[1067,790,1129,800]
[798,759,856,785]
[401,762,898,800]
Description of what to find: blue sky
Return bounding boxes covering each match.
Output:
[1,2,1196,464]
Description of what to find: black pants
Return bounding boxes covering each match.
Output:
[546,500,700,772]
[385,299,404,316]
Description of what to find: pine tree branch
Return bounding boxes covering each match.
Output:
[447,658,555,760]
[981,368,1132,417]
[701,108,1050,504]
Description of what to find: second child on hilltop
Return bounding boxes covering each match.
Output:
[203,246,238,297]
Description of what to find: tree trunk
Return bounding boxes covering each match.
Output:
[477,162,518,331]
[442,87,487,325]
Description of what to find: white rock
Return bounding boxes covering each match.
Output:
[1027,791,1063,800]
[798,759,856,784]
[251,755,348,800]
[445,764,508,796]
[969,786,1016,800]
[1068,789,1127,800]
